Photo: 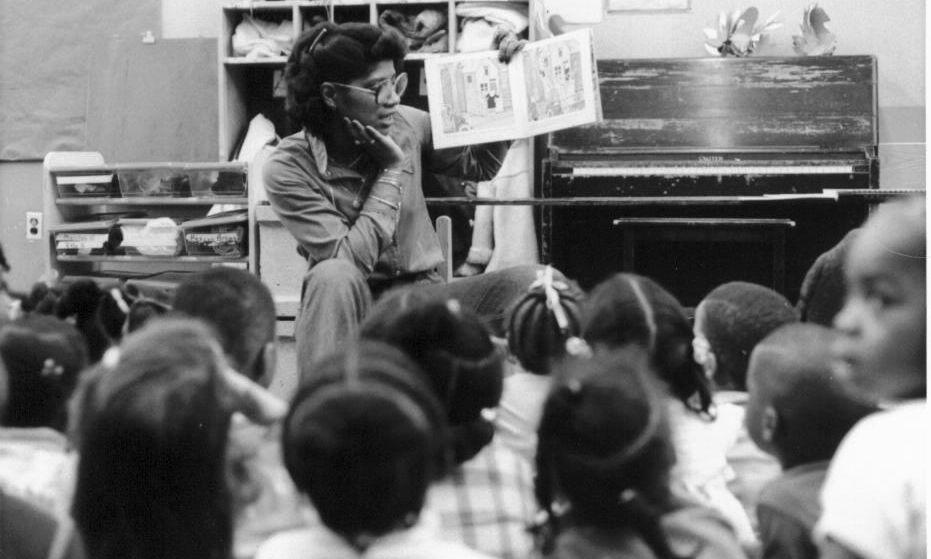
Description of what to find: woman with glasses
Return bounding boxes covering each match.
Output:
[263,21,551,381]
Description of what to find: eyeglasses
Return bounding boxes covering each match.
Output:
[331,72,408,105]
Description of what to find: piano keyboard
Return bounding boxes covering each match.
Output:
[571,165,857,177]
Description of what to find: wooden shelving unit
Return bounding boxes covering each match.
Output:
[43,152,252,290]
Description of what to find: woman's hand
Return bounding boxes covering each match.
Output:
[494,28,527,63]
[344,117,406,168]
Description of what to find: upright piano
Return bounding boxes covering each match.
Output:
[542,55,887,305]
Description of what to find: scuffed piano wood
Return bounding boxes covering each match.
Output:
[549,56,877,153]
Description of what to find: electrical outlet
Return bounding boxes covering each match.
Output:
[26,211,42,240]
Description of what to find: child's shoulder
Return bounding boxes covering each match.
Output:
[758,461,829,525]
[844,400,925,446]
[662,505,747,559]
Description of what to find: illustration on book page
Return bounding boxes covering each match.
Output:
[435,58,518,141]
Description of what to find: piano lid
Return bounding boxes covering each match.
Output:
[548,56,878,159]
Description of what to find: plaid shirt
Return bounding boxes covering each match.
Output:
[425,436,537,559]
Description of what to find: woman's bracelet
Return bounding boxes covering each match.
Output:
[377,167,404,190]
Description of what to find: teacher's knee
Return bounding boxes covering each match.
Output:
[301,259,368,302]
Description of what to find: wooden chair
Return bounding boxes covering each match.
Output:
[435,215,453,282]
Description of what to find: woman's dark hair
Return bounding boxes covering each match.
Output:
[285,22,407,134]
[506,275,585,375]
[283,341,446,550]
[582,273,713,416]
[71,318,234,559]
[0,314,88,431]
[360,298,503,464]
[535,350,682,559]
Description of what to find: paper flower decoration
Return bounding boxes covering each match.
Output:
[792,3,836,56]
[704,7,782,57]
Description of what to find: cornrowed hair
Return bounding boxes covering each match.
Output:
[583,273,713,417]
[283,341,448,549]
[360,297,503,463]
[285,22,407,134]
[506,267,586,375]
[535,349,683,559]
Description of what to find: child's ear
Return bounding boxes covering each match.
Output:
[761,405,779,443]
[259,341,277,390]
[702,349,717,380]
[320,83,338,109]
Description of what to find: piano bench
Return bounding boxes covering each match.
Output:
[612,217,796,295]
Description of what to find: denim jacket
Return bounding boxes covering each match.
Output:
[263,105,505,285]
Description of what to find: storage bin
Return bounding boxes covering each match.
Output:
[117,166,191,197]
[50,219,117,256]
[188,163,248,197]
[116,218,184,257]
[117,163,247,198]
[51,170,119,198]
[181,212,248,258]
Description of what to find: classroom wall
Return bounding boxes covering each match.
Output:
[0,0,925,290]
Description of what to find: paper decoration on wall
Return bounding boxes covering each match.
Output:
[792,3,836,56]
[703,7,782,57]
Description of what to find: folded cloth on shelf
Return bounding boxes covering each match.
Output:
[232,15,293,59]
[378,9,448,53]
[455,2,529,34]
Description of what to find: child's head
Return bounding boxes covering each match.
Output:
[360,297,503,463]
[286,22,408,136]
[506,268,586,375]
[535,349,678,557]
[583,273,712,415]
[832,197,926,401]
[283,341,445,549]
[746,323,878,468]
[71,318,234,559]
[694,281,799,391]
[0,314,88,431]
[173,267,277,386]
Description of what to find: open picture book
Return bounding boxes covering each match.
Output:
[424,28,601,149]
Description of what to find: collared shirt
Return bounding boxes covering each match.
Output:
[425,436,537,559]
[263,105,505,285]
[255,520,496,559]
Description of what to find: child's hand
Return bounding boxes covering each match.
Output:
[222,367,287,425]
[344,117,405,168]
[495,28,526,63]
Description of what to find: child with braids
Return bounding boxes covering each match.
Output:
[582,273,757,550]
[534,351,745,559]
[360,297,536,559]
[497,266,587,462]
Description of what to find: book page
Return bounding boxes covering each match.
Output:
[424,53,527,149]
[425,28,599,149]
[523,29,599,137]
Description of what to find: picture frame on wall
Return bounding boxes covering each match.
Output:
[608,0,689,12]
